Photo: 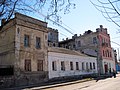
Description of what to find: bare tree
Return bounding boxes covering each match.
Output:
[90,0,120,32]
[0,0,75,26]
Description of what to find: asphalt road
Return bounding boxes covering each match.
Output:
[36,74,120,90]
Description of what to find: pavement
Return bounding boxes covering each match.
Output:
[23,78,93,90]
[4,74,114,90]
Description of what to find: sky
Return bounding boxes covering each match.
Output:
[46,0,120,59]
[25,0,120,59]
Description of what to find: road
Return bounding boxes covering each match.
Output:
[27,74,120,90]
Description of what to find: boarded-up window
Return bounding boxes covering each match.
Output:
[37,60,43,71]
[52,61,57,71]
[0,66,14,76]
[70,62,73,70]
[76,62,79,70]
[25,59,31,71]
[24,34,30,47]
[61,61,65,71]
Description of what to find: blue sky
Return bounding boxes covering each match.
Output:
[47,0,120,59]
[27,0,120,59]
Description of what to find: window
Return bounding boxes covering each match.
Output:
[103,50,105,56]
[86,62,88,70]
[36,37,41,49]
[82,62,84,70]
[78,41,81,47]
[70,62,73,70]
[24,35,30,47]
[93,62,95,69]
[37,60,43,71]
[110,52,112,57]
[0,66,14,76]
[93,37,97,44]
[90,62,92,70]
[52,61,57,71]
[25,59,31,71]
[76,62,79,70]
[61,61,65,71]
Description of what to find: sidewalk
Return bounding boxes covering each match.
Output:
[5,74,116,90]
[4,78,93,90]
[23,78,93,90]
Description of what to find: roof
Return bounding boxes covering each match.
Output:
[48,47,95,58]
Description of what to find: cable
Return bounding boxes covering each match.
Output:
[21,1,74,35]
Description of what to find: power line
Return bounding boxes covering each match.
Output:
[111,36,120,39]
[111,41,120,47]
[21,1,74,35]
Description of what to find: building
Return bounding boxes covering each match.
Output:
[59,25,116,74]
[0,13,48,87]
[48,27,59,47]
[48,47,97,79]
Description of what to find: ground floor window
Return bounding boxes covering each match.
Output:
[0,66,14,76]
[52,61,57,71]
[25,59,31,71]
[61,61,65,71]
[70,62,74,70]
[82,62,85,70]
[37,60,43,71]
[93,62,95,69]
[90,62,92,70]
[76,62,79,70]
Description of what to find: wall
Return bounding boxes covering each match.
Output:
[0,19,16,66]
[102,59,115,73]
[48,52,97,79]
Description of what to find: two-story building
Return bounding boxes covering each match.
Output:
[0,13,48,87]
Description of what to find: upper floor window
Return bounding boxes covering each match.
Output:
[24,35,30,47]
[78,41,81,47]
[103,50,105,56]
[37,60,43,71]
[25,59,31,71]
[36,37,41,49]
[93,37,97,44]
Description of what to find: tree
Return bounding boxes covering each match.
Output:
[0,0,75,26]
[90,0,120,32]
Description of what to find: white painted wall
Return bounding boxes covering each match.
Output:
[48,52,98,79]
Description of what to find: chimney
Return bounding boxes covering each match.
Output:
[100,25,103,28]
[74,34,77,38]
[66,38,68,40]
[1,19,6,26]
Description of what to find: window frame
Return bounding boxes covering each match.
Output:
[24,59,31,71]
[37,60,43,71]
[24,34,30,47]
[36,37,41,49]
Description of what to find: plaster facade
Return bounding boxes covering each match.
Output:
[0,13,48,87]
[48,47,97,79]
